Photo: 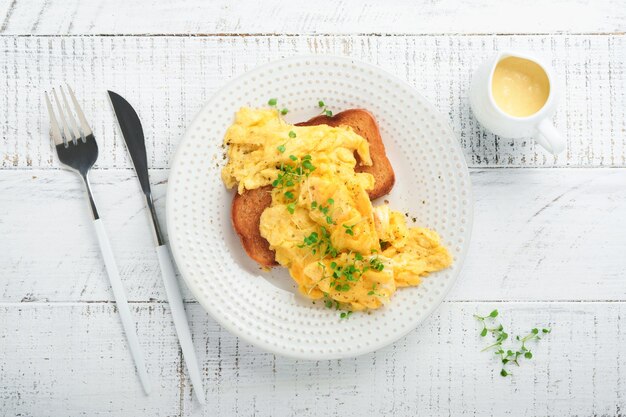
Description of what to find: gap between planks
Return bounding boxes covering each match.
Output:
[1,32,625,37]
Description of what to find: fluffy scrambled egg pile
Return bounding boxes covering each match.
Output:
[222,107,452,311]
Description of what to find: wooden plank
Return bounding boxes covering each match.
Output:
[1,35,624,169]
[1,168,625,303]
[185,301,626,417]
[0,303,182,416]
[1,301,624,416]
[0,0,624,35]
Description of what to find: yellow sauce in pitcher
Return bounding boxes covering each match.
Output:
[492,57,550,117]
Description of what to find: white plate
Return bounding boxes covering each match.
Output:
[167,56,473,360]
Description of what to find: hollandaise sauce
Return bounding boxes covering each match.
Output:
[492,56,550,117]
[222,108,452,312]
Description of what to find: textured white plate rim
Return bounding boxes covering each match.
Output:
[167,54,474,360]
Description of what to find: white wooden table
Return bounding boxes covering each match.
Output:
[1,1,625,416]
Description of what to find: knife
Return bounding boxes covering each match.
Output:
[108,90,206,405]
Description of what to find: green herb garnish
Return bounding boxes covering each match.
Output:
[267,98,288,115]
[369,256,385,272]
[298,226,337,259]
[340,311,353,319]
[475,309,551,377]
[317,100,333,117]
[272,155,316,190]
[311,198,334,224]
[367,283,383,297]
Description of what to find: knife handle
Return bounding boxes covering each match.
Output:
[156,244,206,405]
[93,218,151,394]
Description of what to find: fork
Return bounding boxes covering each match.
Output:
[45,85,151,394]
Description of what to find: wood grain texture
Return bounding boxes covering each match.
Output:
[1,12,624,414]
[1,301,624,416]
[1,35,624,169]
[1,168,625,303]
[0,303,182,416]
[0,0,624,35]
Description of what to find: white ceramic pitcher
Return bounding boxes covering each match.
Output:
[469,51,565,155]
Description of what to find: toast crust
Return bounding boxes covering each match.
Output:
[231,185,277,267]
[296,109,395,199]
[231,109,395,267]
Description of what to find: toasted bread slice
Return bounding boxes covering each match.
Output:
[231,109,395,267]
[231,185,276,267]
[296,109,395,199]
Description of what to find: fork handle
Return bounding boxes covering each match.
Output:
[93,218,151,395]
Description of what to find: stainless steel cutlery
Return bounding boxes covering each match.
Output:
[45,86,205,403]
[44,85,151,394]
[108,90,205,404]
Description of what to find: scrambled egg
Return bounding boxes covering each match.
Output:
[222,107,452,311]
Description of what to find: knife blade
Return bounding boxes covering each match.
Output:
[108,90,206,405]
[107,90,164,245]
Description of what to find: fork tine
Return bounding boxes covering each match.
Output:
[52,87,76,145]
[66,85,93,139]
[60,86,83,143]
[44,92,64,146]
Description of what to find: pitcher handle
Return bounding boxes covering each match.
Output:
[535,118,565,155]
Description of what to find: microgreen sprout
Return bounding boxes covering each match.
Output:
[272,155,316,191]
[317,100,333,117]
[367,283,383,297]
[343,224,355,236]
[268,97,289,115]
[317,253,384,318]
[298,226,338,259]
[369,256,385,272]
[310,198,335,224]
[322,293,340,310]
[475,309,551,377]
[340,311,353,319]
[277,131,296,154]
